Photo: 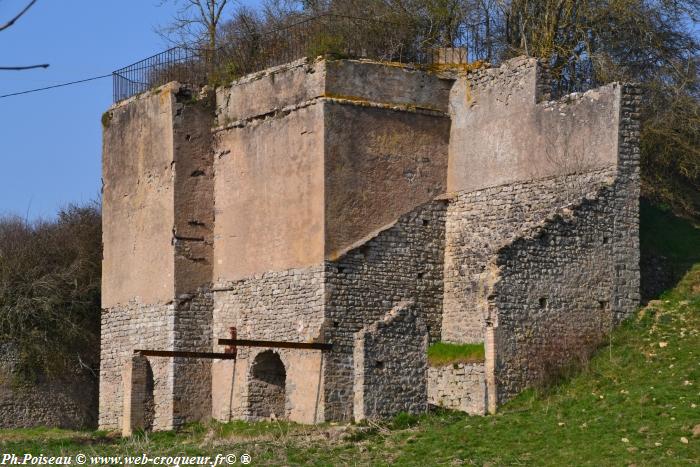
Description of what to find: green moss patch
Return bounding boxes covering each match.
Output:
[427,342,485,367]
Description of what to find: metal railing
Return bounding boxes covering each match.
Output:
[112,14,471,103]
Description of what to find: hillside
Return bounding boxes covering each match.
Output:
[0,203,698,465]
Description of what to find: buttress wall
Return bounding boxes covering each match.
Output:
[100,84,215,431]
[489,85,641,403]
[210,58,451,423]
[439,56,640,407]
[442,59,631,344]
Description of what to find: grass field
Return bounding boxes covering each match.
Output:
[0,204,697,466]
[427,342,485,366]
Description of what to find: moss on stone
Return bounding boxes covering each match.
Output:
[101,111,113,128]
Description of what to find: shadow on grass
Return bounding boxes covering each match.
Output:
[640,198,700,303]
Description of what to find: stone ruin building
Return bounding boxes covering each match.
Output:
[99,55,640,434]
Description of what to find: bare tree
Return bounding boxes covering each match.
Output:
[0,0,48,70]
[159,0,232,51]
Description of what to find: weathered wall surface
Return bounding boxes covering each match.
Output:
[213,58,451,280]
[212,347,324,424]
[99,302,175,430]
[324,200,446,420]
[0,344,97,429]
[609,85,642,322]
[213,103,326,281]
[353,303,428,420]
[324,60,452,113]
[211,266,325,424]
[173,291,214,426]
[173,90,215,297]
[491,191,616,401]
[324,103,449,257]
[212,266,325,343]
[442,168,615,343]
[100,57,640,426]
[427,362,486,415]
[215,58,325,124]
[102,86,176,308]
[210,59,452,423]
[489,85,641,403]
[101,85,216,431]
[447,58,620,193]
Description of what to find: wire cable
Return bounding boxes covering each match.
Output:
[0,73,112,99]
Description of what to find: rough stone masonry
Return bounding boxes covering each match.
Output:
[100,55,639,432]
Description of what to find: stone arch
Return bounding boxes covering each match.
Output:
[248,350,287,420]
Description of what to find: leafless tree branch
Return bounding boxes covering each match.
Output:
[0,64,49,70]
[0,0,38,32]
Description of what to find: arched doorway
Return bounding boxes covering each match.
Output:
[248,350,286,420]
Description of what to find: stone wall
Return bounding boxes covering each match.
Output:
[99,302,175,431]
[172,290,214,426]
[122,353,151,436]
[447,58,621,194]
[99,57,640,426]
[212,266,325,343]
[212,347,324,424]
[324,200,446,420]
[210,266,326,424]
[491,188,617,401]
[353,303,428,420]
[0,344,97,429]
[427,362,486,415]
[442,168,615,343]
[490,86,641,403]
[609,85,642,322]
[101,84,216,431]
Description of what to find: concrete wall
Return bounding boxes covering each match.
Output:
[213,104,326,281]
[324,60,452,113]
[212,58,451,282]
[427,362,486,415]
[324,103,449,257]
[173,90,215,297]
[102,86,177,308]
[447,58,620,193]
[353,303,428,420]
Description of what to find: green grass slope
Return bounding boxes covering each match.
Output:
[1,206,698,465]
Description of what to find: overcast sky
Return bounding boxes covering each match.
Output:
[0,0,256,220]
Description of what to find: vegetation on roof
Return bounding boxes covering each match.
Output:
[427,341,485,367]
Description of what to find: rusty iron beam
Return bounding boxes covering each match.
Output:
[134,349,237,360]
[216,339,332,351]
